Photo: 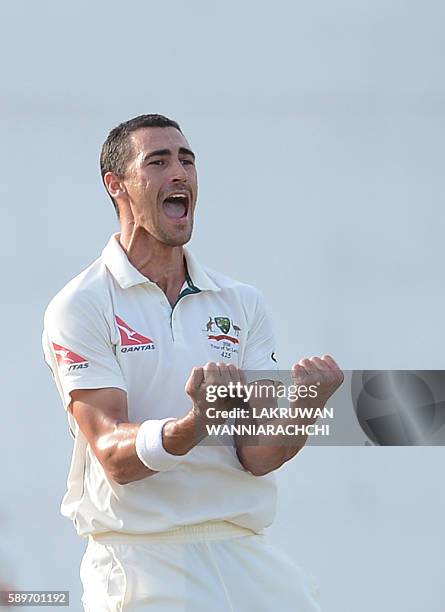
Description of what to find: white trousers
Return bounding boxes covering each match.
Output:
[80,521,321,611]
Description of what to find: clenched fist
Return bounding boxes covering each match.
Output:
[291,354,344,408]
[185,362,246,426]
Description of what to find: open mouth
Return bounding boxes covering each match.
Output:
[162,192,189,219]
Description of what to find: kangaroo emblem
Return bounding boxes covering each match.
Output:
[232,322,241,336]
[206,317,215,332]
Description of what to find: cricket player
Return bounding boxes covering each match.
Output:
[42,114,343,611]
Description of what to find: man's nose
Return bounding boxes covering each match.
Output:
[170,159,188,182]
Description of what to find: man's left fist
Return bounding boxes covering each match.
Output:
[291,354,344,406]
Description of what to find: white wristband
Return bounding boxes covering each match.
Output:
[135,418,183,472]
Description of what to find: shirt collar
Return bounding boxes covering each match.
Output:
[102,234,220,292]
[182,245,220,292]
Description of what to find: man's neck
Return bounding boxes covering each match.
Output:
[118,227,186,307]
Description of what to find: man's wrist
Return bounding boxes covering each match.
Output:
[162,410,208,456]
[135,418,183,472]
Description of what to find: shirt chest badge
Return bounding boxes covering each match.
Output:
[203,316,241,360]
[116,315,156,353]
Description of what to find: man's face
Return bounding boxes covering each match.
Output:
[120,126,198,246]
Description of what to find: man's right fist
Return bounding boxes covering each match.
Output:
[185,362,246,425]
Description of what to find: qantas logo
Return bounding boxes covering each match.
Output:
[52,342,89,371]
[115,315,156,353]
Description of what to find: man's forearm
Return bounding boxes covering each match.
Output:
[234,360,343,476]
[98,410,206,485]
[235,424,309,476]
[162,410,208,454]
[235,407,315,476]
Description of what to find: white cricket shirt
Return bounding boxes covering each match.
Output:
[42,234,279,537]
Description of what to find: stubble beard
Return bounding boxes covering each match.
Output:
[156,218,194,247]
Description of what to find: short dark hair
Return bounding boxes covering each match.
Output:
[100,114,182,216]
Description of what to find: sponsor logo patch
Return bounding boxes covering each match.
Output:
[115,315,156,353]
[52,342,89,371]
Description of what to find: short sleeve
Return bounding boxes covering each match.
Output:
[42,292,127,410]
[241,289,281,384]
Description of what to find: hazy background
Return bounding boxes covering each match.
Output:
[1,1,444,610]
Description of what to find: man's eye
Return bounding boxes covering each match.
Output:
[149,160,165,166]
[181,159,194,165]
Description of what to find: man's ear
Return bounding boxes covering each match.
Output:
[104,171,128,201]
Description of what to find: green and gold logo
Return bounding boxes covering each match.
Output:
[214,317,231,334]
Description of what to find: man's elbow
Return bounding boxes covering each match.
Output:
[95,447,137,486]
[109,469,133,486]
[246,458,287,477]
[105,462,147,486]
[237,448,288,477]
[247,464,277,477]
[100,458,130,485]
[101,452,156,485]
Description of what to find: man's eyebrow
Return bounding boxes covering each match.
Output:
[143,147,196,162]
[179,147,195,159]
